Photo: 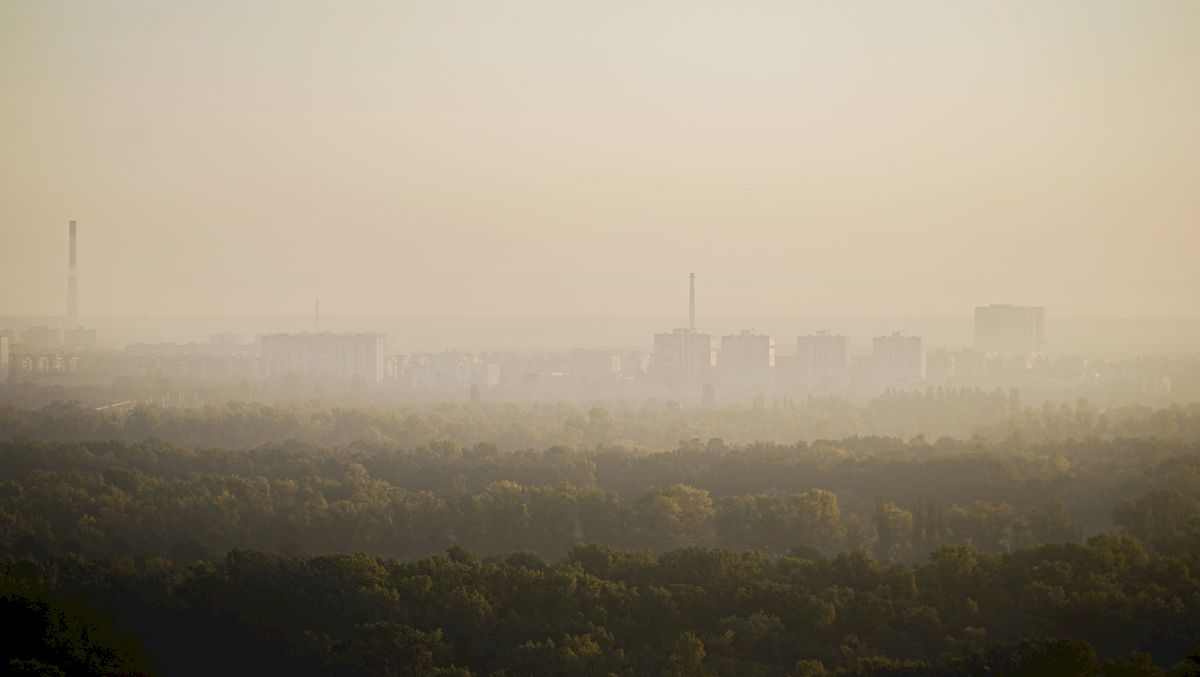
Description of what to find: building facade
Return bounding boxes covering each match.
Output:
[872,331,925,386]
[261,333,384,383]
[720,330,775,387]
[653,328,717,385]
[796,330,849,388]
[20,326,62,350]
[975,304,1046,355]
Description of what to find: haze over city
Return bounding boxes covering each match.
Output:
[3,4,1200,676]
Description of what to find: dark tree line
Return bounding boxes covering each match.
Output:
[4,536,1200,676]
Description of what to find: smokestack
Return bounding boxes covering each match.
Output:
[689,272,695,331]
[66,221,78,322]
[315,300,320,332]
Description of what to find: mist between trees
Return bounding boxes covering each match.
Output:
[2,390,1199,451]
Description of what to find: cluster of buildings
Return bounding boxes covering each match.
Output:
[4,221,99,378]
[51,333,388,384]
[0,253,1053,399]
[649,280,1048,393]
[0,327,95,377]
[395,352,500,388]
[649,325,1005,391]
[0,223,1111,402]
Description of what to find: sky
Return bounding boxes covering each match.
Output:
[1,0,1198,319]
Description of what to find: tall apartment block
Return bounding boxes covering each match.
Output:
[720,330,775,387]
[872,331,925,386]
[796,330,849,388]
[974,304,1046,355]
[261,333,385,383]
[653,328,717,384]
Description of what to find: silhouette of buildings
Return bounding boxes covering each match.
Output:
[400,352,501,388]
[20,326,62,350]
[872,331,925,386]
[261,332,384,383]
[652,273,717,385]
[975,304,1046,355]
[720,330,775,387]
[653,328,717,384]
[796,330,849,388]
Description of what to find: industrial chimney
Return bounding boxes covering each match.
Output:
[67,220,78,321]
[689,272,695,331]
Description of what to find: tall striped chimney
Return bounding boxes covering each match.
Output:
[688,272,695,331]
[67,220,78,322]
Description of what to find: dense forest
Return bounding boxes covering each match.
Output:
[2,402,1199,675]
[2,434,1198,561]
[6,538,1200,676]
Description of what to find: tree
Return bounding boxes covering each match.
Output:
[1101,652,1164,677]
[1115,491,1200,546]
[873,501,913,563]
[667,632,707,677]
[635,485,715,550]
[1028,499,1082,545]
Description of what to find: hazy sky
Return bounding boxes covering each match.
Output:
[1,0,1197,318]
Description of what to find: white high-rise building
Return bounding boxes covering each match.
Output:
[653,328,717,384]
[796,331,849,388]
[872,332,925,386]
[720,330,775,387]
[651,273,718,386]
[261,333,384,383]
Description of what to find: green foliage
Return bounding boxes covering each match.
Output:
[1,401,1198,674]
[0,593,144,676]
[2,535,1197,676]
[7,426,1188,564]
